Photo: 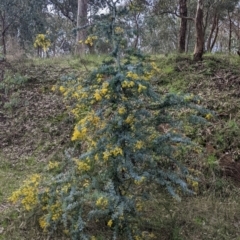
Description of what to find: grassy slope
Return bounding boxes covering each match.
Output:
[147,54,240,240]
[0,54,240,239]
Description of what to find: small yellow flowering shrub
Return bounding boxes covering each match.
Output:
[34,34,51,52]
[9,2,211,240]
[82,35,98,46]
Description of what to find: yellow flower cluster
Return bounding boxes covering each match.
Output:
[142,72,153,81]
[138,84,147,93]
[39,215,49,231]
[61,183,71,193]
[115,27,124,34]
[126,71,139,80]
[186,177,199,193]
[78,112,100,126]
[96,73,103,82]
[205,113,212,120]
[63,229,69,235]
[80,36,98,46]
[40,202,62,226]
[107,219,113,227]
[82,179,90,188]
[150,62,160,72]
[9,174,41,211]
[93,81,109,101]
[136,202,143,211]
[122,80,135,88]
[71,126,87,141]
[71,111,102,142]
[50,202,62,221]
[134,176,146,185]
[125,114,135,124]
[134,140,144,150]
[112,147,123,156]
[103,146,123,161]
[96,196,108,208]
[94,89,102,101]
[58,85,72,97]
[51,85,56,91]
[101,82,109,94]
[72,88,89,100]
[118,106,126,115]
[74,158,91,172]
[134,235,142,240]
[184,93,194,101]
[47,161,59,170]
[33,34,51,52]
[59,86,66,93]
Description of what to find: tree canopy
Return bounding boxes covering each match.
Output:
[0,0,240,58]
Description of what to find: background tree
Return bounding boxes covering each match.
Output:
[75,0,88,55]
[48,0,78,25]
[0,0,25,57]
[1,0,240,58]
[193,0,204,61]
[178,0,188,53]
[0,0,48,58]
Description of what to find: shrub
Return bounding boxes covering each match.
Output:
[9,2,210,239]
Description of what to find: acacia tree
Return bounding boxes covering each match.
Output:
[9,1,211,239]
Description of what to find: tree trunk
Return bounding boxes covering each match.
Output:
[0,11,7,57]
[206,12,218,52]
[75,0,88,55]
[210,18,219,52]
[1,33,6,56]
[193,0,204,61]
[185,19,193,53]
[178,0,188,53]
[238,7,240,51]
[228,10,232,54]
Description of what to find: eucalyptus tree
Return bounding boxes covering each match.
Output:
[45,12,74,56]
[49,0,108,55]
[178,0,188,52]
[0,0,26,57]
[192,0,204,61]
[75,0,88,55]
[0,0,48,58]
[48,0,78,24]
[204,0,239,53]
[231,3,240,52]
[223,0,240,53]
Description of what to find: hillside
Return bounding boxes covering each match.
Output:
[0,54,240,240]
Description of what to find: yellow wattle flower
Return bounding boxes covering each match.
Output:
[107,219,113,227]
